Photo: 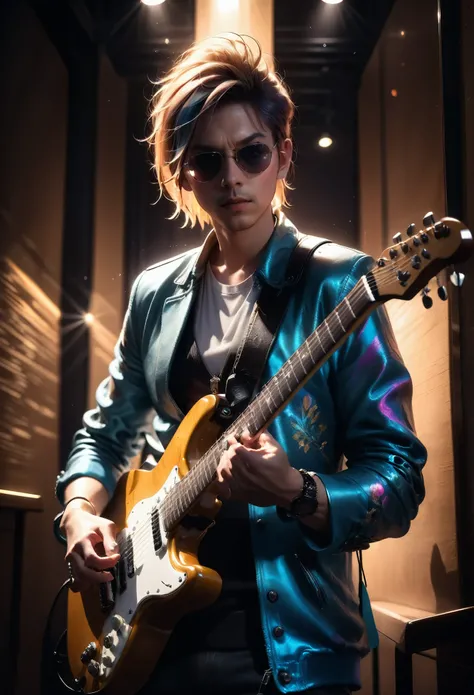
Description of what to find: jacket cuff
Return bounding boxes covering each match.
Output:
[300,471,376,554]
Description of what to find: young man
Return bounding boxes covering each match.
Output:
[55,35,427,695]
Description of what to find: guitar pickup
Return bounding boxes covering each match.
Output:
[117,557,127,594]
[99,571,115,612]
[125,536,135,578]
[151,506,162,552]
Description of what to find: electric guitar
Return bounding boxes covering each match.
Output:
[65,214,472,694]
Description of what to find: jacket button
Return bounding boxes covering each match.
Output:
[267,590,278,603]
[278,670,292,685]
[273,626,284,638]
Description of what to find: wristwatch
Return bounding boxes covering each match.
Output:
[277,469,318,520]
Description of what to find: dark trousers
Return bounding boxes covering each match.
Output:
[138,648,353,695]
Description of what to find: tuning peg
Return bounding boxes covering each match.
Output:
[438,286,448,301]
[421,286,433,309]
[434,222,450,239]
[407,223,416,237]
[422,294,433,309]
[423,212,436,227]
[411,255,422,269]
[450,271,466,287]
[392,232,402,244]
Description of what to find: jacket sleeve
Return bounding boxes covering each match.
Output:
[55,271,155,504]
[311,255,427,553]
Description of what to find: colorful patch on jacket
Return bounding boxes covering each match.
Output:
[291,394,328,457]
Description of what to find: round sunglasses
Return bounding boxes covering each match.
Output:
[184,142,277,183]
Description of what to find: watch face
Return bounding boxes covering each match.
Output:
[295,494,318,517]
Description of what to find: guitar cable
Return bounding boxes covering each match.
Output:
[40,577,86,694]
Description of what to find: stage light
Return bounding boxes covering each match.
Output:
[141,0,166,6]
[84,312,95,325]
[318,135,333,148]
[322,0,343,4]
[217,0,239,11]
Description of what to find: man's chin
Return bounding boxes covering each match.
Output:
[216,209,259,232]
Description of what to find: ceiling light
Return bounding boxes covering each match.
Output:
[217,0,239,10]
[141,0,166,5]
[318,135,333,148]
[322,0,344,4]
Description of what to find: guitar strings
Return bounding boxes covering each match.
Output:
[111,252,430,565]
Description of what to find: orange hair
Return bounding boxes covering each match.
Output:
[147,34,295,228]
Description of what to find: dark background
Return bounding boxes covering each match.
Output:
[1,1,473,694]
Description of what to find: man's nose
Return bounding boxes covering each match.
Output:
[220,154,243,188]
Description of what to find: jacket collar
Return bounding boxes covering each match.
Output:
[173,212,300,289]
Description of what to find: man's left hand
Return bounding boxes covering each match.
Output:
[213,430,303,507]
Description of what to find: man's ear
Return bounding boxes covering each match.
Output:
[276,138,293,180]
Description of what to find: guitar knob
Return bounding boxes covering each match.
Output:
[406,223,416,236]
[423,212,436,227]
[80,642,97,664]
[103,634,114,649]
[111,614,125,631]
[392,232,402,244]
[87,660,100,678]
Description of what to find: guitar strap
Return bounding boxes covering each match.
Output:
[222,234,330,419]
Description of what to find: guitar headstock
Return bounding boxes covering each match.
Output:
[370,213,472,302]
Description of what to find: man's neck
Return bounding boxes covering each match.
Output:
[210,209,276,285]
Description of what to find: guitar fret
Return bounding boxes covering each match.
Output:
[344,295,356,319]
[315,329,327,354]
[334,308,346,332]
[324,319,335,344]
[267,386,279,407]
[289,359,298,379]
[297,349,308,375]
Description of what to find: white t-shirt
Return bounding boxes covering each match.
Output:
[194,263,260,378]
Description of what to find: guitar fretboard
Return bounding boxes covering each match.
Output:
[160,274,375,532]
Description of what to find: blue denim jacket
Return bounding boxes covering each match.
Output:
[55,214,427,692]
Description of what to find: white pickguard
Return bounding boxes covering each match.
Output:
[96,466,186,680]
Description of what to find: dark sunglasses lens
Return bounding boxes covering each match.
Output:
[238,143,273,173]
[188,152,222,182]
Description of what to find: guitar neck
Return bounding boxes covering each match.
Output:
[161,273,377,532]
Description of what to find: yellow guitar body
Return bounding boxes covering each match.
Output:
[67,395,224,694]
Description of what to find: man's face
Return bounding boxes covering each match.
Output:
[182,101,291,233]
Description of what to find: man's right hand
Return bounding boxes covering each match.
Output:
[61,506,120,593]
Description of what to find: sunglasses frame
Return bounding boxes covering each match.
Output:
[183,141,278,182]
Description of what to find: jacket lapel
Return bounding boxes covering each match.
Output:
[153,284,197,422]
